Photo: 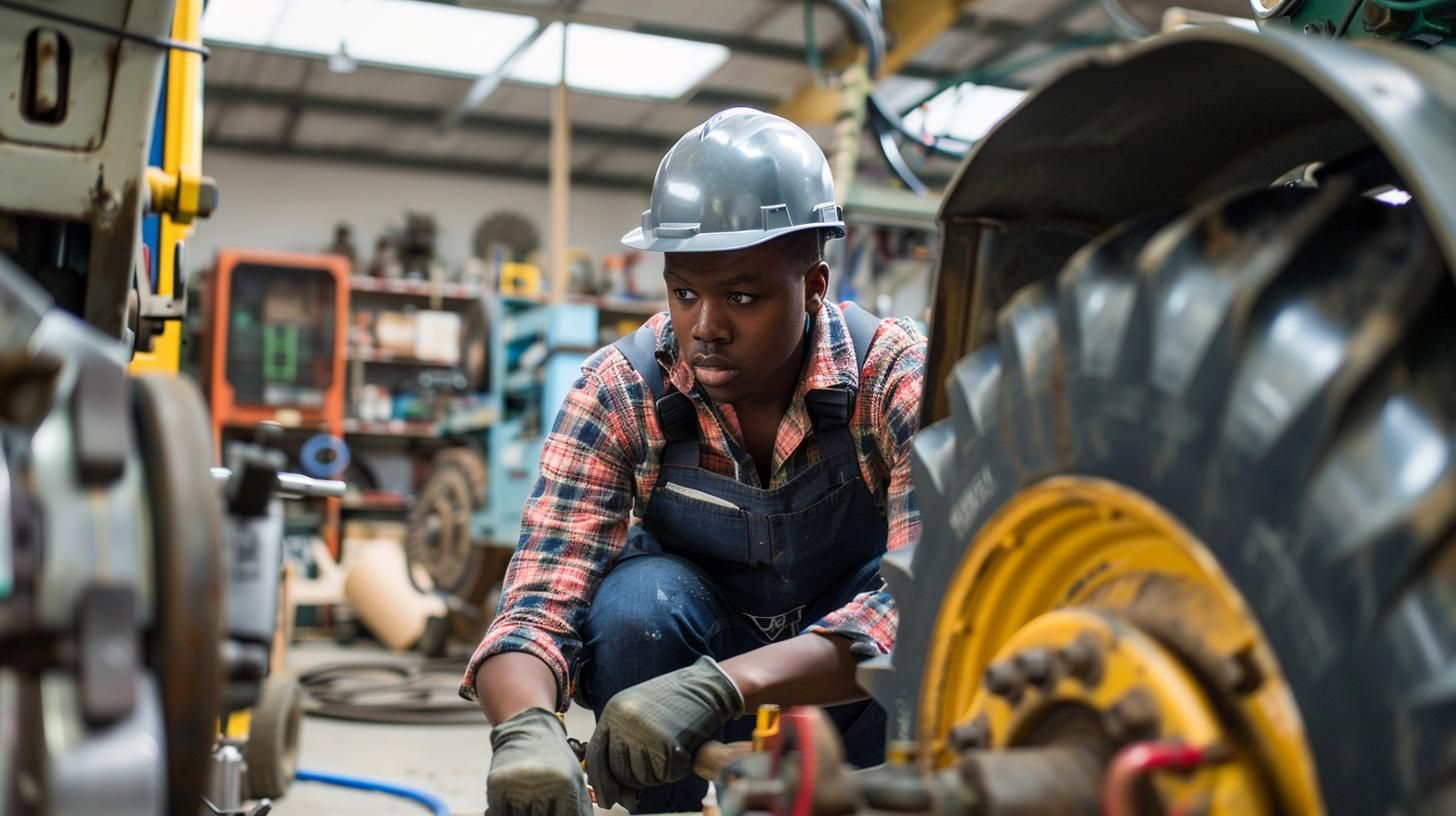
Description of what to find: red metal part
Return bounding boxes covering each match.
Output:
[1101,741,1222,816]
[770,708,822,816]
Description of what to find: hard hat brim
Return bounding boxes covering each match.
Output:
[621,222,846,254]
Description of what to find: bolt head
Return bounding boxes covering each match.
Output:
[1014,647,1054,688]
[948,717,990,752]
[1105,690,1160,742]
[1059,635,1103,686]
[983,660,1025,702]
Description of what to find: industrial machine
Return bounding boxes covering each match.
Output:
[0,0,216,366]
[0,3,334,814]
[711,6,1456,816]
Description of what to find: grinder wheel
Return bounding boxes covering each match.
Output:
[133,374,226,816]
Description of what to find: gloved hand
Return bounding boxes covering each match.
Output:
[486,707,593,816]
[585,656,744,809]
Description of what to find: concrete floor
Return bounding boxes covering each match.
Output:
[267,641,604,816]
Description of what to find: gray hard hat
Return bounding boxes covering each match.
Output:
[622,107,845,253]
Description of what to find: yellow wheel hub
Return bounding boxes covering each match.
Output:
[919,476,1323,815]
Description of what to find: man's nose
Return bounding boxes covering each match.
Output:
[692,299,730,345]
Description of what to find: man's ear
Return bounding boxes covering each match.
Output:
[804,260,830,315]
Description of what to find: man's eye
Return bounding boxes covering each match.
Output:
[673,288,698,301]
[728,293,757,305]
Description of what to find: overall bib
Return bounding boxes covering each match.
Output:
[580,305,888,812]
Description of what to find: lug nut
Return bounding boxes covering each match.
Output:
[1363,2,1408,36]
[1059,635,1103,686]
[1014,648,1054,688]
[1104,690,1160,742]
[948,716,989,752]
[983,661,1026,702]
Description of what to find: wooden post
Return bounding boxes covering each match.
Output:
[548,27,571,303]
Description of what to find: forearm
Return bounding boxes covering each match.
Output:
[719,632,866,709]
[475,652,560,724]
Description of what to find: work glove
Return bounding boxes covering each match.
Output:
[585,656,744,810]
[486,707,593,816]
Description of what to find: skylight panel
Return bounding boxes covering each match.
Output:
[345,0,538,76]
[506,21,566,86]
[202,0,539,77]
[268,0,347,56]
[507,22,730,100]
[200,0,289,46]
[901,83,1027,145]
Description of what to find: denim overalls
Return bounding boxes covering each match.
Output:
[579,305,889,812]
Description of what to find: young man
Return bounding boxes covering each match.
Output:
[462,108,925,815]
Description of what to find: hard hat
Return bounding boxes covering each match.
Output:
[622,107,846,253]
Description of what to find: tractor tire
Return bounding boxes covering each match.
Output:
[243,674,304,800]
[876,181,1456,813]
[406,447,506,641]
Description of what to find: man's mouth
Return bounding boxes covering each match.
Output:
[691,355,740,388]
[693,365,740,388]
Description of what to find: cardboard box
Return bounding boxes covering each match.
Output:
[414,310,462,364]
[374,311,416,356]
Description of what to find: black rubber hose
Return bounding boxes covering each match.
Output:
[820,0,885,80]
[297,658,484,725]
[868,93,972,160]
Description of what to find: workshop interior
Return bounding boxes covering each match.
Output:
[2,0,1455,814]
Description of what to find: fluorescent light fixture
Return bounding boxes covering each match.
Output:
[507,22,730,100]
[1372,186,1413,206]
[202,0,539,77]
[901,83,1027,145]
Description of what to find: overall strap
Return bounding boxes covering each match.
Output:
[613,322,698,464]
[807,303,882,463]
[613,323,664,400]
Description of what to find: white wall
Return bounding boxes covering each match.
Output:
[190,149,652,277]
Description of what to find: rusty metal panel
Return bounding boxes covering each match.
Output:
[0,2,132,151]
[0,0,175,338]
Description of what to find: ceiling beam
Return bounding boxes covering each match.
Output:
[205,136,652,190]
[206,83,680,153]
[209,42,781,112]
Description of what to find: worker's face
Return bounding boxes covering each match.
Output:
[664,236,829,408]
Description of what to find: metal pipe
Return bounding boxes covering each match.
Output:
[209,467,347,498]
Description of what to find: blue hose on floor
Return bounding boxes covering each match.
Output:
[295,769,452,816]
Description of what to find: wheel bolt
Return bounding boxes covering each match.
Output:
[984,660,1025,702]
[1104,690,1160,742]
[1014,648,1054,688]
[1059,634,1103,686]
[948,716,989,752]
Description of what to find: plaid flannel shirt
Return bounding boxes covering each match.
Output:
[461,301,925,709]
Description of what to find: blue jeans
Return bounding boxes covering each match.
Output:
[579,553,887,813]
